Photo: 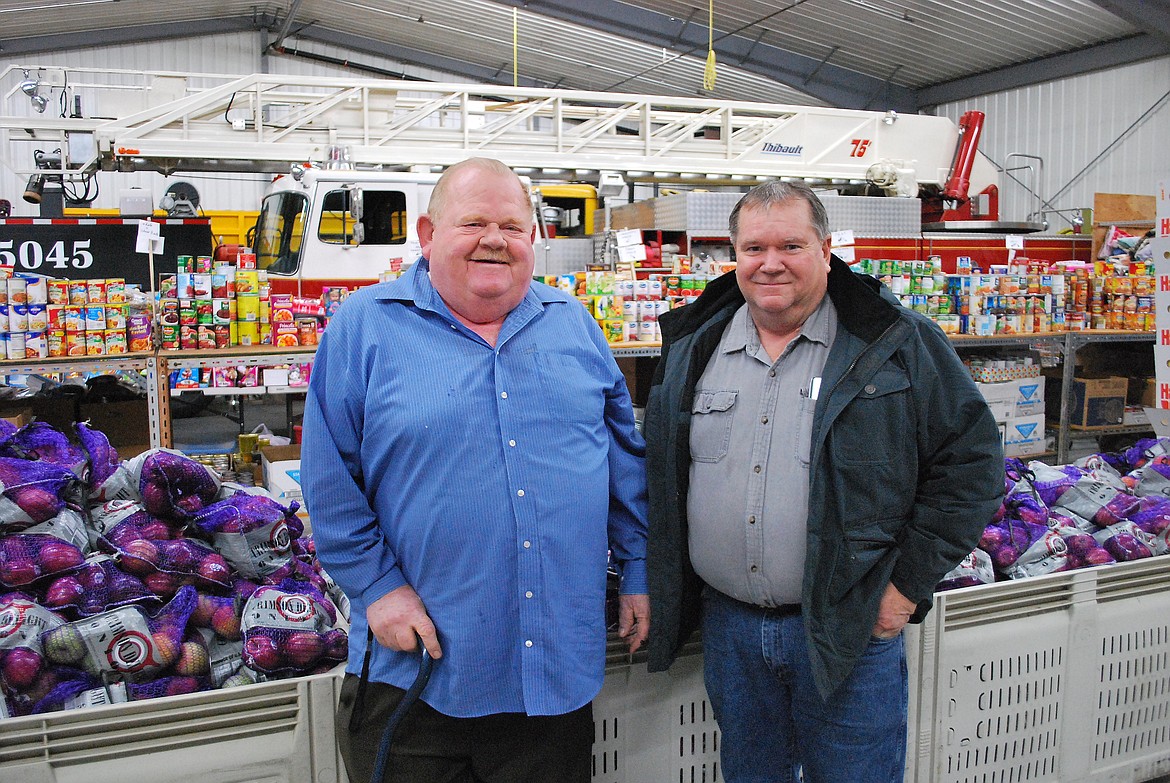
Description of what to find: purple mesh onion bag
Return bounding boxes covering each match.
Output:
[0,457,76,530]
[937,547,995,592]
[240,580,343,674]
[29,667,103,714]
[0,533,85,588]
[0,422,87,477]
[978,517,1048,571]
[127,674,210,702]
[75,422,120,488]
[1093,521,1156,562]
[1028,463,1085,507]
[41,555,159,618]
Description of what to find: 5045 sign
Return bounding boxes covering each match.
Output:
[0,239,94,270]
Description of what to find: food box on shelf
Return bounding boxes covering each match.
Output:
[1068,376,1128,429]
[1003,413,1046,457]
[975,381,1016,423]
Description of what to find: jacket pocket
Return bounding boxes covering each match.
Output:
[689,389,738,463]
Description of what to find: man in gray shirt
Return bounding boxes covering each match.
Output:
[645,181,1003,782]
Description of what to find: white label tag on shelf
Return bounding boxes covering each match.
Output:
[831,230,854,248]
[616,243,647,263]
[615,228,643,247]
[835,246,856,264]
[1005,235,1025,250]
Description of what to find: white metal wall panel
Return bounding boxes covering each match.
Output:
[937,57,1170,228]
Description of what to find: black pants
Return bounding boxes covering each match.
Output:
[336,673,593,783]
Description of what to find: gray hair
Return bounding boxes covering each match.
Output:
[428,157,531,222]
[728,180,831,243]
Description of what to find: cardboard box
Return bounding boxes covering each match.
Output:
[1014,376,1045,417]
[975,381,1016,423]
[0,405,33,429]
[1123,406,1150,427]
[1068,376,1128,429]
[1140,377,1157,409]
[79,399,149,450]
[260,444,307,519]
[1003,413,1046,457]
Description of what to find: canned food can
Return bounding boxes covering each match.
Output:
[197,255,213,274]
[179,324,197,350]
[623,320,639,342]
[237,294,259,322]
[158,274,178,298]
[104,304,127,330]
[46,329,65,357]
[84,305,106,331]
[214,324,231,348]
[197,325,216,350]
[191,274,212,299]
[176,255,194,273]
[106,278,126,303]
[9,304,28,332]
[235,270,259,295]
[26,304,47,332]
[160,322,180,350]
[297,318,318,346]
[195,299,214,325]
[85,330,105,355]
[25,277,47,304]
[86,279,108,304]
[6,277,27,305]
[237,321,260,346]
[259,323,273,345]
[6,332,25,360]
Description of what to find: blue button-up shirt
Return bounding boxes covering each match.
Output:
[301,259,648,717]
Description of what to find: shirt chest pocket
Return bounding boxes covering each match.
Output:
[690,389,738,463]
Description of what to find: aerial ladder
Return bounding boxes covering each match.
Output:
[0,65,1005,228]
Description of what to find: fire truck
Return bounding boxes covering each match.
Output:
[0,66,1019,295]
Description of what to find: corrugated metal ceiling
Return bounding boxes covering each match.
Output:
[0,0,1159,111]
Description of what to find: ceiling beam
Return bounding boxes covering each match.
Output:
[916,33,1170,109]
[494,0,917,112]
[1089,0,1170,43]
[0,17,266,56]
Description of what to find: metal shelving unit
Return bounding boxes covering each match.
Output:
[0,330,1156,464]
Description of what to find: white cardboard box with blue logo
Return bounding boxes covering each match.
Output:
[1003,413,1046,457]
[260,444,307,519]
[1013,376,1045,417]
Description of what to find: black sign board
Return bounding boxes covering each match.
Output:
[0,219,215,289]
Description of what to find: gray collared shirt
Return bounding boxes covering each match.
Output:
[687,296,837,607]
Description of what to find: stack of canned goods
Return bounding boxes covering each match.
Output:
[0,272,135,360]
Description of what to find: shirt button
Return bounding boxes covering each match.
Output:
[750,565,759,572]
[865,384,876,394]
[523,540,531,548]
[517,489,525,497]
[769,370,776,377]
[508,439,516,447]
[501,391,508,399]
[749,515,756,524]
[525,591,534,599]
[525,640,533,648]
[753,465,761,473]
[761,416,769,424]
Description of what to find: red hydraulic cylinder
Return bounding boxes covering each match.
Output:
[943,110,985,201]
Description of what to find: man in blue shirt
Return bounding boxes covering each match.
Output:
[302,157,649,783]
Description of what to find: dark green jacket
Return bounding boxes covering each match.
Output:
[645,257,1004,698]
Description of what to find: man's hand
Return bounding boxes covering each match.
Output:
[367,584,443,659]
[871,582,916,640]
[618,593,650,654]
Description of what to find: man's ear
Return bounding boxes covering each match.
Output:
[417,214,435,254]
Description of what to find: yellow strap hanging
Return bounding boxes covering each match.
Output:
[513,8,519,87]
[703,0,717,91]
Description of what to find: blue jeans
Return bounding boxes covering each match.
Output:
[701,588,907,783]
